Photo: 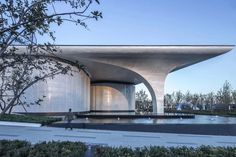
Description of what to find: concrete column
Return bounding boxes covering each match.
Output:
[140,73,166,114]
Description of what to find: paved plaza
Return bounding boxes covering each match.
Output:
[0,125,236,148]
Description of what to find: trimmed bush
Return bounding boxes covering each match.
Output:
[28,141,87,157]
[95,147,135,157]
[0,140,31,157]
[0,114,61,125]
[0,140,87,157]
[1,140,236,157]
[95,146,236,157]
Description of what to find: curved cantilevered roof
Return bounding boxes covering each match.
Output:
[15,45,234,84]
[55,45,234,84]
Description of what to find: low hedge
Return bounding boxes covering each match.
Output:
[0,140,87,157]
[94,146,236,157]
[0,114,61,125]
[1,140,236,157]
[0,140,31,157]
[28,141,87,157]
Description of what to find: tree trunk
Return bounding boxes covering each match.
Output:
[0,98,17,115]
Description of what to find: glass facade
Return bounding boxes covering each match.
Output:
[90,83,135,111]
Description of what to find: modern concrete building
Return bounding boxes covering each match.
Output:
[13,45,233,114]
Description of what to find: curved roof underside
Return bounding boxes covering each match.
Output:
[16,45,234,85]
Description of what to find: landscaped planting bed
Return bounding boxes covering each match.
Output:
[0,140,236,157]
[94,146,236,157]
[0,114,61,125]
[0,140,87,157]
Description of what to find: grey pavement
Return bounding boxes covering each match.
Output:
[0,125,236,148]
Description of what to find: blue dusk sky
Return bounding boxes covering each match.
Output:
[50,0,236,95]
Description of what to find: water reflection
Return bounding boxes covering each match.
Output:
[73,115,236,124]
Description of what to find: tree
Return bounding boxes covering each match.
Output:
[191,93,199,110]
[184,91,193,107]
[232,90,236,104]
[0,0,102,115]
[198,93,206,110]
[164,94,174,109]
[173,91,184,105]
[204,92,215,110]
[216,81,232,110]
[184,90,192,104]
[136,90,148,102]
[135,90,152,113]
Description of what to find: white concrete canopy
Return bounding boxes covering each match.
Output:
[16,45,234,114]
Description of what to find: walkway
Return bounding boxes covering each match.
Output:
[0,125,236,148]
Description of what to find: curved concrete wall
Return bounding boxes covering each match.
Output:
[13,65,90,113]
[90,83,135,111]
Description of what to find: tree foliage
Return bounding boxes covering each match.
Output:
[216,80,232,108]
[164,81,235,111]
[164,94,173,109]
[173,91,184,105]
[0,0,102,53]
[232,90,236,104]
[135,89,152,113]
[0,0,101,115]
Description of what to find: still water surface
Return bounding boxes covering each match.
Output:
[74,115,236,124]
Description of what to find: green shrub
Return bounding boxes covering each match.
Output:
[28,141,87,157]
[144,146,172,157]
[0,114,61,125]
[196,146,236,157]
[95,146,135,157]
[0,140,31,157]
[0,140,87,157]
[1,140,236,157]
[95,146,236,157]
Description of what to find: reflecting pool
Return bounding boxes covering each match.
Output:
[73,115,236,124]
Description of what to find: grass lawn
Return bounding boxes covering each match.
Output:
[0,114,62,125]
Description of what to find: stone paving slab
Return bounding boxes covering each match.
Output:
[0,125,236,148]
[0,121,41,127]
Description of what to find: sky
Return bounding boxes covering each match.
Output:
[49,0,236,96]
